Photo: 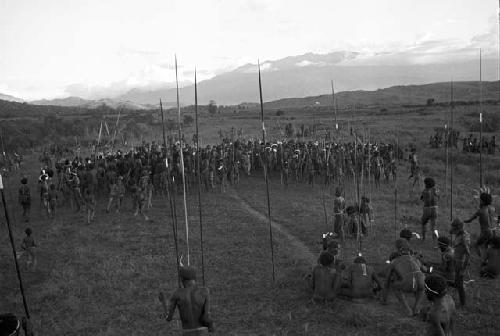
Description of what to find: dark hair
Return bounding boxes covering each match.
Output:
[0,313,20,336]
[319,252,335,267]
[425,274,447,298]
[21,177,28,184]
[424,177,435,188]
[480,193,492,206]
[354,256,366,264]
[25,228,32,236]
[399,229,412,240]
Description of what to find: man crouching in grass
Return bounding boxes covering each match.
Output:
[159,266,214,335]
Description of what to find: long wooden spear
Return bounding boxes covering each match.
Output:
[161,99,181,286]
[331,81,338,135]
[194,68,206,285]
[450,80,454,220]
[479,48,483,188]
[175,55,191,266]
[1,175,31,320]
[258,60,276,282]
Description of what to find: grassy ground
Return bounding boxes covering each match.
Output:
[1,103,500,335]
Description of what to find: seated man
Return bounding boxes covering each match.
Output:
[159,266,214,335]
[480,236,500,279]
[309,252,338,302]
[382,243,425,316]
[336,256,383,300]
[421,274,456,336]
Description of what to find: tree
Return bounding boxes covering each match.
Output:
[208,100,217,114]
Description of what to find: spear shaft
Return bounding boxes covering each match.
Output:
[258,61,276,282]
[175,55,191,266]
[194,69,206,285]
[161,99,181,287]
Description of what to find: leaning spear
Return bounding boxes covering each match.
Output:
[175,55,191,266]
[194,68,206,285]
[258,60,276,282]
[161,99,181,286]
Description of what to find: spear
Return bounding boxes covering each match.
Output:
[194,68,206,285]
[479,48,483,188]
[450,80,454,220]
[258,60,276,282]
[331,81,338,135]
[175,55,191,266]
[161,99,181,287]
[1,175,31,319]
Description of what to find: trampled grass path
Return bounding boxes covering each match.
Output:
[229,187,318,266]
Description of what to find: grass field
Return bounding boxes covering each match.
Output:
[1,102,500,335]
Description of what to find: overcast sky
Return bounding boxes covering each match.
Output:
[0,0,498,100]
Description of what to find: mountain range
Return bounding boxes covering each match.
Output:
[0,51,498,107]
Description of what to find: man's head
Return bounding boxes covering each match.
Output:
[450,218,464,235]
[399,228,413,241]
[335,187,343,197]
[319,252,335,267]
[354,256,366,264]
[21,177,27,185]
[395,238,411,254]
[25,228,32,236]
[425,274,448,301]
[424,177,435,189]
[179,266,197,282]
[480,192,492,207]
[437,236,451,252]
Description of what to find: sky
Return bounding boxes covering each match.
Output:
[0,0,498,100]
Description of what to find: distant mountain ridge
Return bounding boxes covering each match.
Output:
[263,81,500,109]
[116,51,499,105]
[30,96,163,110]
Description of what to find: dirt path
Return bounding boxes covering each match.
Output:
[229,188,317,266]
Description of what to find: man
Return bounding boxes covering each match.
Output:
[464,192,496,259]
[159,266,214,335]
[421,177,439,240]
[359,196,373,236]
[431,237,455,284]
[336,256,383,300]
[333,187,346,242]
[382,242,425,316]
[480,236,500,279]
[449,219,470,307]
[18,177,31,222]
[422,274,456,336]
[307,252,338,302]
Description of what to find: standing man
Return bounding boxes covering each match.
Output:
[18,176,31,222]
[421,177,439,240]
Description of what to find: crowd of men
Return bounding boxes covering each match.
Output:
[3,133,500,336]
[428,128,497,155]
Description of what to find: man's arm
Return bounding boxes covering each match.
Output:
[464,211,479,223]
[202,289,215,332]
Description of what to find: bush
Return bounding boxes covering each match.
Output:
[276,110,285,116]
